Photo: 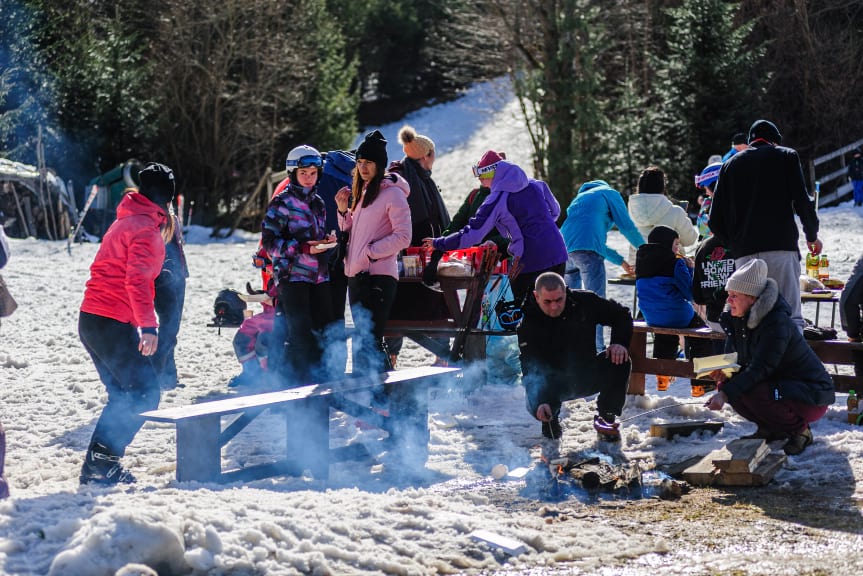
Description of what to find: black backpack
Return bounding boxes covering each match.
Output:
[213,289,246,327]
[320,150,355,265]
[319,150,355,232]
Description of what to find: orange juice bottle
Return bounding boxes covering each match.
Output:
[818,254,830,281]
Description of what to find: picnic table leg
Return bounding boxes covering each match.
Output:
[285,397,330,480]
[629,330,647,395]
[176,415,221,482]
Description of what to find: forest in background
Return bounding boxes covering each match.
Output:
[1,0,862,230]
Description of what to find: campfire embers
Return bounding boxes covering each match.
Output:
[522,452,689,502]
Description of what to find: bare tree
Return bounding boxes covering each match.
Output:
[152,0,355,225]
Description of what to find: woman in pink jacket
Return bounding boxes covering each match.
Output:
[78,162,174,485]
[335,130,411,373]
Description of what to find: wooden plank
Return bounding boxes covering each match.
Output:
[175,415,222,482]
[711,439,769,473]
[831,374,856,393]
[285,396,330,479]
[632,321,725,339]
[681,449,724,486]
[384,376,431,463]
[628,330,648,395]
[715,452,787,487]
[631,357,697,379]
[142,366,459,422]
[220,408,266,445]
[649,420,724,439]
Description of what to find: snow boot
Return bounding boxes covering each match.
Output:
[783,427,813,456]
[656,375,673,391]
[690,381,716,397]
[593,414,621,442]
[80,442,136,485]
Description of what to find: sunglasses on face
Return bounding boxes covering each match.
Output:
[287,155,323,170]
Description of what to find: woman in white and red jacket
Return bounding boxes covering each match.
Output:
[77,162,174,485]
[335,130,411,373]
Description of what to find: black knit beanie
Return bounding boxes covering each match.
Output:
[138,162,175,206]
[748,119,782,145]
[647,225,679,251]
[356,130,389,172]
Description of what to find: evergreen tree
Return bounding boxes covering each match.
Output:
[496,0,608,208]
[295,0,358,152]
[605,74,655,197]
[651,0,765,201]
[51,4,158,175]
[0,1,56,162]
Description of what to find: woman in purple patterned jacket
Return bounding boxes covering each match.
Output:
[262,145,337,385]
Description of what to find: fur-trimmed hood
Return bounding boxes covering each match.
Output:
[724,277,779,329]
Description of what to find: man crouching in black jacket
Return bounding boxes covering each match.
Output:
[517,272,633,441]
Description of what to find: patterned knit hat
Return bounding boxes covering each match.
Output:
[695,162,722,189]
[472,150,505,178]
[398,125,435,160]
[725,258,768,297]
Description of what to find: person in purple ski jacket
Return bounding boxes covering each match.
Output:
[423,150,567,304]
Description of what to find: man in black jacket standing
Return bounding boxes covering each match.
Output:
[517,272,632,441]
[708,119,823,332]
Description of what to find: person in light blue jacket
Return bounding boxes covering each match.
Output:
[559,180,645,350]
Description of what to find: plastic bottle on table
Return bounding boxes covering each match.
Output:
[806,252,820,279]
[818,254,829,281]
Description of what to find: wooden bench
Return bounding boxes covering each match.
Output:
[141,366,460,483]
[629,321,862,395]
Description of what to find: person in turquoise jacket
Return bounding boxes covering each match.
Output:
[559,180,645,350]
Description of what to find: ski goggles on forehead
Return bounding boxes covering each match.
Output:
[472,162,498,178]
[287,155,323,170]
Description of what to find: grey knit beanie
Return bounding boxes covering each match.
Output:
[725,258,768,297]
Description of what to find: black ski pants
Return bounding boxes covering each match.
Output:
[78,312,161,457]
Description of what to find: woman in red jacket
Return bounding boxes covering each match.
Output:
[78,162,174,485]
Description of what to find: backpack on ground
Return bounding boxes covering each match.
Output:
[213,289,246,327]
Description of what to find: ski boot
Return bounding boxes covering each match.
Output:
[80,442,136,485]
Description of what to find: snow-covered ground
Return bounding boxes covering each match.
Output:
[1,79,863,575]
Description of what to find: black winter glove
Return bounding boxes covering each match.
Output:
[422,250,444,285]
